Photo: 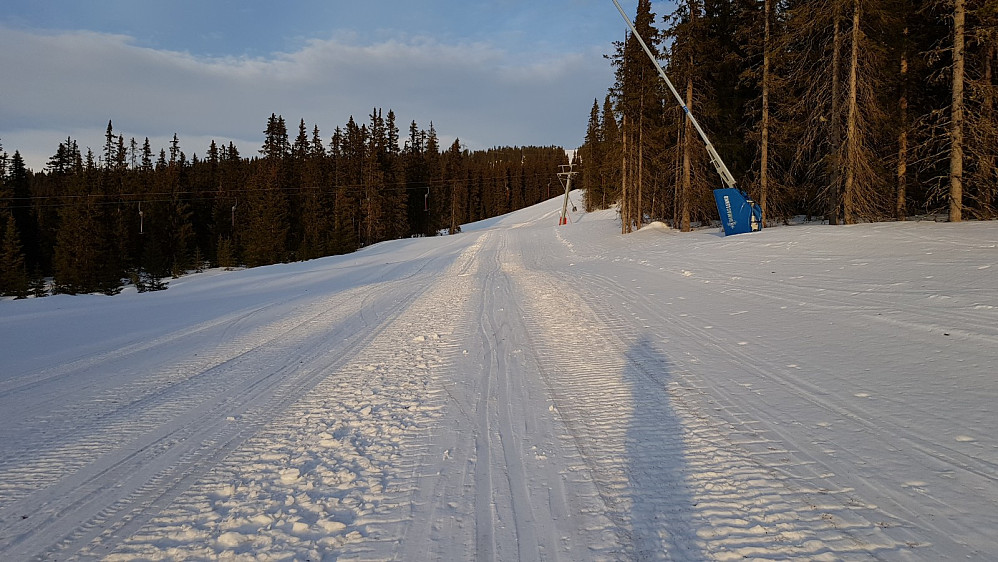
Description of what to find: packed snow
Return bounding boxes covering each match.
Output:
[1,193,996,560]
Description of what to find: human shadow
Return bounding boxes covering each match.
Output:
[623,335,702,559]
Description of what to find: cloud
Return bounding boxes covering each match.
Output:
[0,26,612,170]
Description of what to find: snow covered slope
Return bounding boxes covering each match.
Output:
[1,195,996,560]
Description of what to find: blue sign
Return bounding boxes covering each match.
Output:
[713,189,762,236]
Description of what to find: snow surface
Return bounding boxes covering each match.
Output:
[1,194,996,560]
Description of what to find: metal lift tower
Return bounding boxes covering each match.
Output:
[557,164,578,225]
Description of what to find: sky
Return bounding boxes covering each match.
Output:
[0,1,674,171]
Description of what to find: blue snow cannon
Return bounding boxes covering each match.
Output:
[713,188,762,236]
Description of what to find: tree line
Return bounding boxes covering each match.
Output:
[0,112,567,297]
[581,0,997,233]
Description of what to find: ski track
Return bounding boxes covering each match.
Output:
[0,248,459,559]
[97,237,480,560]
[337,230,618,561]
[1,201,995,560]
[507,247,891,559]
[539,218,997,558]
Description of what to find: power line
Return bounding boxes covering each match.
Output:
[0,170,563,210]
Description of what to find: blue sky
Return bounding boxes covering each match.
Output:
[1,1,673,170]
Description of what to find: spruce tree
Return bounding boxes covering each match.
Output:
[289,118,311,254]
[242,162,289,266]
[332,122,360,252]
[7,151,40,271]
[610,0,667,232]
[735,0,786,223]
[0,212,30,298]
[362,109,388,245]
[663,0,717,230]
[600,95,622,213]
[52,148,123,295]
[298,124,332,260]
[581,98,607,211]
[241,115,290,265]
[778,0,896,223]
[382,110,409,240]
[959,0,998,218]
[424,124,444,234]
[403,121,431,236]
[444,139,467,234]
[216,235,236,270]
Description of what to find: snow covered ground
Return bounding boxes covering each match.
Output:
[1,194,996,560]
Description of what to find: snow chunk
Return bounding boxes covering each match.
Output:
[216,531,247,548]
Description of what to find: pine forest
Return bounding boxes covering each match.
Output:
[3,0,997,298]
[0,113,566,297]
[582,0,997,233]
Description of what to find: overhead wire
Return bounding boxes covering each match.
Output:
[0,169,567,210]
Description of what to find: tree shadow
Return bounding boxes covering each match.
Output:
[622,335,702,559]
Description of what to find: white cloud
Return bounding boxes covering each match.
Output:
[1,26,612,170]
